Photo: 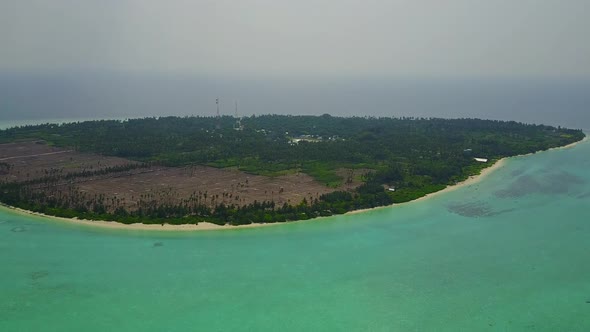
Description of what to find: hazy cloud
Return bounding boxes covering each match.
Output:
[1,0,589,77]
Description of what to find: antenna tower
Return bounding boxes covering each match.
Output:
[216,98,220,117]
[234,100,243,130]
[215,98,221,129]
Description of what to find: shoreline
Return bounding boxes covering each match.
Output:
[345,157,507,216]
[0,204,279,232]
[1,136,586,232]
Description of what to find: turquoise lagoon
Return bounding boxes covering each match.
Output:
[1,140,590,331]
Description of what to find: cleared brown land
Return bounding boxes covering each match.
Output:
[1,141,366,213]
[0,141,139,182]
[0,141,67,159]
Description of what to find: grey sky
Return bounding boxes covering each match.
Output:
[1,0,589,78]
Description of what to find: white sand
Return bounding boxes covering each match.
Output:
[1,136,586,231]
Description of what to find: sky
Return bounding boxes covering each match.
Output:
[0,1,589,127]
[1,0,589,78]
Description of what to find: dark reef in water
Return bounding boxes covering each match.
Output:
[447,201,495,218]
[495,171,584,198]
[447,200,515,218]
[30,271,49,281]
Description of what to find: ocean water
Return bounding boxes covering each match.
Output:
[1,137,589,331]
[1,74,589,129]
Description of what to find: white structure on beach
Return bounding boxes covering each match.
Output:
[474,158,488,163]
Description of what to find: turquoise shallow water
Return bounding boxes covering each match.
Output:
[1,140,590,331]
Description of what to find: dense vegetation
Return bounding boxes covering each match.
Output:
[0,115,585,225]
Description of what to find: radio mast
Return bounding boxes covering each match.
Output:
[234,100,243,131]
[215,98,221,129]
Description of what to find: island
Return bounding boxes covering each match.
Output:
[0,115,585,227]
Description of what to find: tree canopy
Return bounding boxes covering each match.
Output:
[0,115,584,225]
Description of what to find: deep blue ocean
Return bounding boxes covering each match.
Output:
[1,73,589,130]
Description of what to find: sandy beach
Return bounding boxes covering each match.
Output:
[0,204,278,231]
[345,157,507,216]
[1,136,586,231]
